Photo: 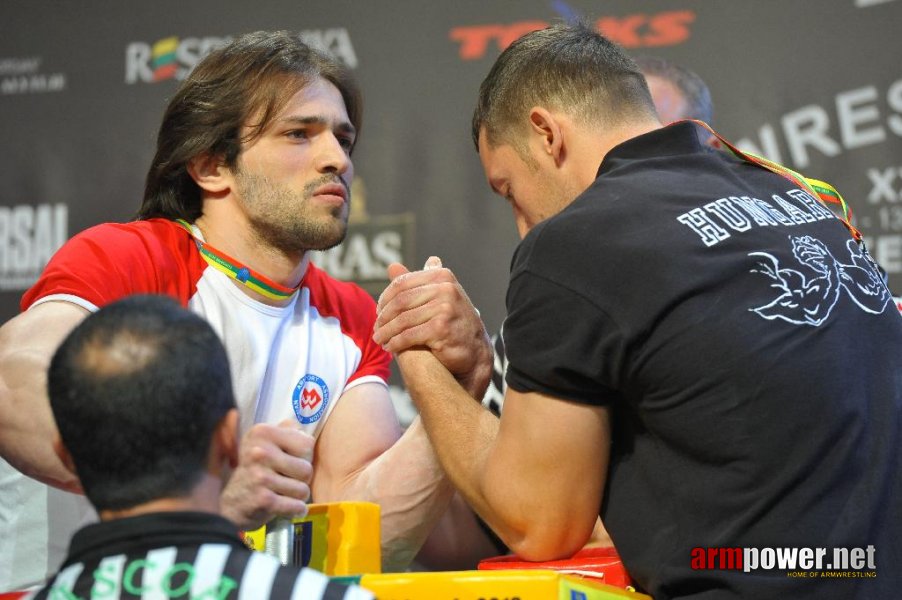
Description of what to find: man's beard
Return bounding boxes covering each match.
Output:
[235,170,350,254]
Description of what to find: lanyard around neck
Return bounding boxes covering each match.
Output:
[678,119,862,243]
[174,219,300,302]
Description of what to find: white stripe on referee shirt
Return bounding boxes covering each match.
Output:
[289,568,329,600]
[141,546,177,600]
[189,544,233,598]
[342,583,376,600]
[46,561,84,594]
[91,554,126,599]
[238,551,279,600]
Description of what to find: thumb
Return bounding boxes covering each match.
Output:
[387,262,410,281]
[424,256,443,270]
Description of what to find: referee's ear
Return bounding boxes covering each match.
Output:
[211,408,240,473]
[53,435,78,480]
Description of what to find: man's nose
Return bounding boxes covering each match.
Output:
[316,133,352,175]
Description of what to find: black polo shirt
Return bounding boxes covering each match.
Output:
[503,123,902,599]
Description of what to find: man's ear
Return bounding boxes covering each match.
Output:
[212,408,240,471]
[186,153,231,194]
[528,107,565,166]
[53,435,78,477]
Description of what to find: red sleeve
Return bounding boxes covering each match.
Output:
[21,219,205,312]
[347,294,392,385]
[305,264,391,385]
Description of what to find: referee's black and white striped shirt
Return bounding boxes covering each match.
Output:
[24,512,373,600]
[481,328,508,417]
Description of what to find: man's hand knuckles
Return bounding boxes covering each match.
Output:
[296,482,312,501]
[244,465,276,489]
[397,287,428,311]
[428,313,453,339]
[288,433,315,453]
[245,443,276,465]
[248,487,279,512]
[435,280,459,295]
[388,329,415,352]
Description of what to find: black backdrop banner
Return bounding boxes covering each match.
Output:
[3,0,901,337]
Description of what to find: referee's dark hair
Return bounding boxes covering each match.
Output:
[472,22,657,156]
[47,295,236,511]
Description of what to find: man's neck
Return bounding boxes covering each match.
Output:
[193,212,309,307]
[560,117,662,194]
[98,473,222,521]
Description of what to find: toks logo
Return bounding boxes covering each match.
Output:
[450,10,695,60]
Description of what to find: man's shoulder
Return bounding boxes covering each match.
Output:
[513,200,607,272]
[299,264,387,369]
[21,218,202,311]
[55,218,195,269]
[303,262,377,315]
[71,218,190,250]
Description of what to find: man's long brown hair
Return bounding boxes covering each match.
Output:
[138,31,361,222]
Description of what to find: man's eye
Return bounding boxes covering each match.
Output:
[338,136,354,150]
[287,130,308,140]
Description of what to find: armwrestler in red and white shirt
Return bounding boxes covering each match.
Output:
[0,32,491,591]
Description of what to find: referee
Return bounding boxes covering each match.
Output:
[26,295,371,600]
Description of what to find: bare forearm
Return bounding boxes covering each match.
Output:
[397,348,601,561]
[395,350,514,546]
[457,334,493,400]
[327,415,456,571]
[0,303,87,492]
[0,350,81,491]
[415,492,506,570]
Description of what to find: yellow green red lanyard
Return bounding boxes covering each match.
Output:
[679,119,862,243]
[174,219,299,301]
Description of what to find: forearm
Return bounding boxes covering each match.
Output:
[398,348,602,561]
[0,348,81,491]
[415,492,506,570]
[457,331,493,400]
[322,413,456,571]
[395,349,518,548]
[0,303,87,492]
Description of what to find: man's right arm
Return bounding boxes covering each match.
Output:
[0,301,88,491]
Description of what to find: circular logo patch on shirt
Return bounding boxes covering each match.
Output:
[292,374,330,425]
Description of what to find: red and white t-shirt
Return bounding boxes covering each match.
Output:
[1,218,390,591]
[22,217,390,436]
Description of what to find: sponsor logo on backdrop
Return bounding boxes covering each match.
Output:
[735,78,902,170]
[735,77,902,277]
[0,57,66,95]
[310,177,415,297]
[0,203,68,291]
[449,9,695,60]
[125,28,358,84]
[862,161,902,275]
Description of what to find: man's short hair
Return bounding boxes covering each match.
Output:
[139,30,362,222]
[633,55,713,124]
[47,295,236,512]
[472,22,657,151]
